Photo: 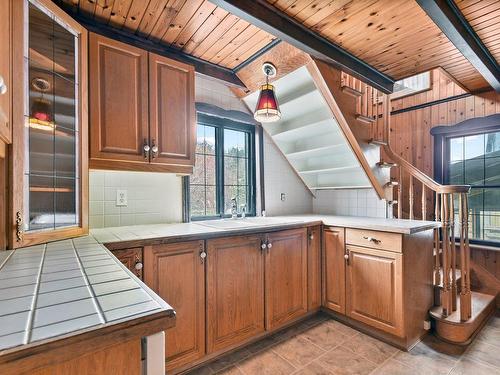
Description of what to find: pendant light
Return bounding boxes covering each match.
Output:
[30,78,53,123]
[254,62,281,123]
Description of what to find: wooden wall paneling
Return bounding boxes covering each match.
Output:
[149,53,195,167]
[206,235,265,353]
[144,240,205,372]
[89,32,150,164]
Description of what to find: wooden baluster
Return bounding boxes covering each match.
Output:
[363,85,369,117]
[463,193,472,319]
[422,184,427,220]
[398,168,403,219]
[441,193,453,316]
[356,79,362,115]
[409,175,414,220]
[434,193,441,287]
[458,193,467,321]
[450,194,457,311]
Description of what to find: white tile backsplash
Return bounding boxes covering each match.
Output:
[89,170,183,228]
[312,188,388,218]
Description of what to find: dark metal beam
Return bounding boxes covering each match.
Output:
[58,10,246,88]
[416,0,500,92]
[210,0,395,93]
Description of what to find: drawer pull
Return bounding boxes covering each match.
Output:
[363,236,381,244]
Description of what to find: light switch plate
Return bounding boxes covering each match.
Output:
[116,190,128,206]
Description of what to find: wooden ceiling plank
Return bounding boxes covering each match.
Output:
[199,18,250,61]
[458,0,500,16]
[210,25,263,65]
[122,0,152,31]
[108,0,134,28]
[187,13,239,56]
[302,0,353,28]
[211,0,395,93]
[158,0,206,44]
[416,0,500,91]
[135,0,173,37]
[78,0,96,17]
[147,0,187,41]
[94,0,115,22]
[469,9,500,28]
[220,30,276,69]
[182,8,230,54]
[169,1,218,48]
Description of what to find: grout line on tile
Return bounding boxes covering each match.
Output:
[71,240,106,325]
[23,244,47,344]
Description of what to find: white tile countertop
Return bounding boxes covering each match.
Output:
[0,236,174,353]
[91,214,440,245]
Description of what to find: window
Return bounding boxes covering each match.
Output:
[189,113,256,219]
[391,71,431,99]
[445,131,500,244]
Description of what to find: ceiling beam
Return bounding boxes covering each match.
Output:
[416,0,500,92]
[57,9,246,88]
[210,0,395,94]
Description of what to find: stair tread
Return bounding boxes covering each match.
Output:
[430,291,496,324]
[356,114,376,123]
[341,85,363,97]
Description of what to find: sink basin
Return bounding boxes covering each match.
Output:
[195,217,303,230]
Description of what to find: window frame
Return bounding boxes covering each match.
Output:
[432,114,500,247]
[188,112,257,221]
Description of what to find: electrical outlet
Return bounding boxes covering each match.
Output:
[280,193,286,201]
[116,189,128,207]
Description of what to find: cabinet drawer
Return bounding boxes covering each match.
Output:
[346,229,402,252]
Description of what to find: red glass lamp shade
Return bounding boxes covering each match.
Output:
[31,98,52,122]
[254,83,281,123]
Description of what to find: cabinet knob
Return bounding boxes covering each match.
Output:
[200,251,207,264]
[261,243,267,250]
[134,262,143,271]
[143,142,150,159]
[151,139,158,159]
[0,76,6,95]
[309,234,314,240]
[344,254,349,260]
[267,242,273,249]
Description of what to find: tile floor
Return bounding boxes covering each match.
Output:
[186,310,500,375]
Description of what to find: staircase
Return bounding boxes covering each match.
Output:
[245,57,496,345]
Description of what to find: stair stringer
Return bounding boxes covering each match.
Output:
[306,59,390,200]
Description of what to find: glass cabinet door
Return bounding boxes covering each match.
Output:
[11,0,88,247]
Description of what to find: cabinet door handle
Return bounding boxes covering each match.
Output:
[143,140,150,160]
[363,236,381,244]
[199,251,207,264]
[151,139,158,159]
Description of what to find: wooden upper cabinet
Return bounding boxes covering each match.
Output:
[345,245,404,337]
[149,53,195,167]
[323,227,346,314]
[307,226,322,311]
[206,235,265,353]
[89,33,149,165]
[265,228,308,330]
[0,0,11,144]
[144,240,205,372]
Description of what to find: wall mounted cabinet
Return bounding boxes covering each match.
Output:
[89,33,195,174]
[10,0,88,248]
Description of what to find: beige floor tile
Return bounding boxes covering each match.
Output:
[299,321,349,350]
[273,335,326,368]
[209,348,252,372]
[371,359,419,375]
[245,334,282,354]
[316,346,377,375]
[476,324,500,347]
[450,357,500,375]
[342,332,398,364]
[465,339,500,368]
[187,365,213,375]
[325,320,359,338]
[216,366,245,375]
[393,339,458,375]
[488,310,500,329]
[237,349,296,375]
[293,361,334,375]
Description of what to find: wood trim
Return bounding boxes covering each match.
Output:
[9,0,89,249]
[89,159,193,175]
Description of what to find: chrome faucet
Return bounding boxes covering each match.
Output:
[231,197,238,219]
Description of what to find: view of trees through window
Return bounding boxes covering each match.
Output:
[190,120,254,219]
[447,131,500,243]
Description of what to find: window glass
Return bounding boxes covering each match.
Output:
[446,131,500,244]
[190,118,255,219]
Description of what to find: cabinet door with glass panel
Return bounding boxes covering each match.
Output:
[10,0,88,248]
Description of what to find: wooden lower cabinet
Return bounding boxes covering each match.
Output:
[206,235,265,353]
[323,227,346,314]
[345,245,404,337]
[111,247,143,279]
[307,226,322,310]
[144,241,205,372]
[265,228,308,330]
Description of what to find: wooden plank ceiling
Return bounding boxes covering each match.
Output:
[455,0,500,69]
[57,0,277,70]
[265,0,492,91]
